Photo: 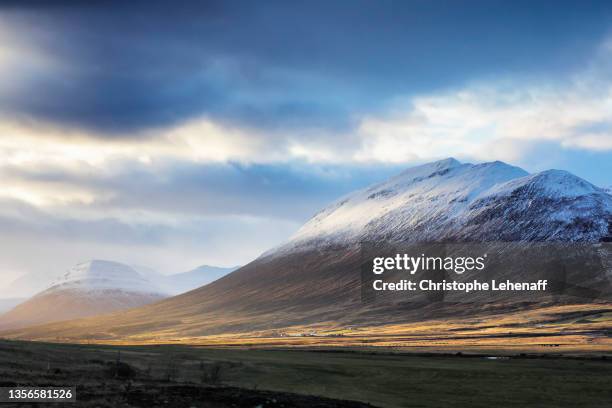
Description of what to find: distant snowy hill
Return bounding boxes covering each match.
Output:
[0,260,167,329]
[2,159,611,341]
[279,158,612,252]
[0,262,238,308]
[48,260,165,293]
[145,265,239,295]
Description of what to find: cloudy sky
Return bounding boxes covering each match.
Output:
[1,0,612,283]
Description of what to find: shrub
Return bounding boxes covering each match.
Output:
[107,361,136,379]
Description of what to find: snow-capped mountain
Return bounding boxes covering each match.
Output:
[0,260,167,329]
[144,265,239,295]
[279,158,612,252]
[2,159,610,341]
[47,260,165,293]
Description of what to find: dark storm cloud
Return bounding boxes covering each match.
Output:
[2,0,611,134]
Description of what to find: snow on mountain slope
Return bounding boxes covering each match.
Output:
[133,264,239,295]
[47,260,164,294]
[481,170,601,199]
[278,158,612,252]
[2,160,610,341]
[0,260,167,329]
[159,265,239,295]
[456,169,612,242]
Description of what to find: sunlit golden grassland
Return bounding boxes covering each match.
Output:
[136,303,612,355]
[1,303,610,407]
[182,303,612,355]
[4,245,610,358]
[7,303,609,356]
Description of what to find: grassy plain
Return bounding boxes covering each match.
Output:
[0,339,610,407]
[2,301,610,406]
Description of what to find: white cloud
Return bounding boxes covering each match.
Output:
[352,38,612,164]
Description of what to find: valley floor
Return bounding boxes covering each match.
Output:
[22,303,606,357]
[0,339,610,407]
[187,303,612,356]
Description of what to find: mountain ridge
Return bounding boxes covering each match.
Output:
[144,264,240,295]
[1,158,611,341]
[43,260,165,295]
[0,260,167,330]
[275,158,611,255]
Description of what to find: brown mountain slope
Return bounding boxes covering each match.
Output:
[2,160,612,344]
[0,288,166,330]
[1,245,610,344]
[0,248,363,341]
[0,260,168,330]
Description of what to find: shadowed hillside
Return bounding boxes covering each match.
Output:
[1,160,611,348]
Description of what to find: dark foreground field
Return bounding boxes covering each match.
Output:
[0,340,610,408]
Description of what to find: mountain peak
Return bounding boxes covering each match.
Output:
[396,157,462,179]
[482,169,601,200]
[432,157,461,169]
[45,260,164,295]
[280,159,611,251]
[84,259,128,271]
[1,260,168,330]
[529,169,599,196]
